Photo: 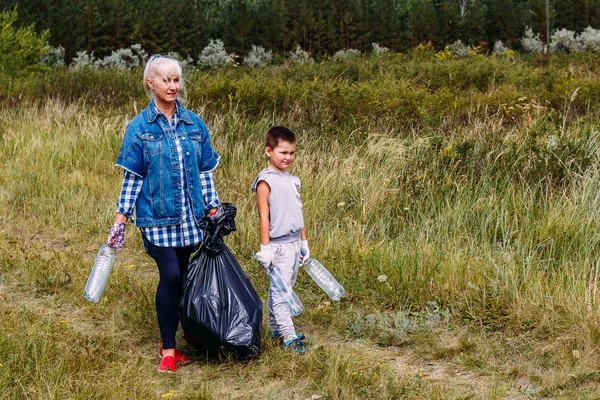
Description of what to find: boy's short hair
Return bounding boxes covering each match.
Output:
[266,126,296,149]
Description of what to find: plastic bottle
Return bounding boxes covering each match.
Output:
[303,258,345,301]
[269,265,304,317]
[83,244,116,302]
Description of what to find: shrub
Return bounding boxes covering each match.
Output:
[94,44,147,70]
[550,28,583,53]
[472,41,489,56]
[70,51,96,70]
[0,7,50,76]
[579,26,600,51]
[371,42,389,56]
[333,48,361,62]
[435,46,455,60]
[242,45,272,67]
[493,40,508,56]
[413,41,435,55]
[166,52,193,69]
[448,40,469,58]
[197,39,236,69]
[521,27,544,53]
[40,45,65,67]
[288,45,314,64]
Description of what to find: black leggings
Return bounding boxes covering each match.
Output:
[143,237,195,349]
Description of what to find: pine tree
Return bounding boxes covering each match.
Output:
[460,0,487,46]
[407,0,439,47]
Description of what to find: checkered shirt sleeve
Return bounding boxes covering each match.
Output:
[200,171,220,210]
[116,170,142,216]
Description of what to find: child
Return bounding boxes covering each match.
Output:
[252,126,310,354]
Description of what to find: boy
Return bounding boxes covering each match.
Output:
[252,126,310,354]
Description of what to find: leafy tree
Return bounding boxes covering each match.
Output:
[0,7,50,76]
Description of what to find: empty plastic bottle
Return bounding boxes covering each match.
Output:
[269,264,304,317]
[83,244,116,302]
[303,258,345,301]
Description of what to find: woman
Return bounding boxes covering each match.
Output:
[107,54,220,373]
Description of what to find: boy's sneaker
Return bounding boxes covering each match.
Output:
[269,330,305,341]
[282,338,309,354]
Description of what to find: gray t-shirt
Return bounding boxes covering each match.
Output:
[251,168,304,243]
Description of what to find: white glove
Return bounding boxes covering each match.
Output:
[254,244,274,271]
[300,239,310,264]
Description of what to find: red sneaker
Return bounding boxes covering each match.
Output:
[159,345,190,364]
[157,356,176,373]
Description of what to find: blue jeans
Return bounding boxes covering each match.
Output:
[143,235,196,349]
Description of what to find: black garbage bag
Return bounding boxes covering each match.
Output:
[179,203,262,360]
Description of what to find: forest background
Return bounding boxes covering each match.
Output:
[2,0,600,63]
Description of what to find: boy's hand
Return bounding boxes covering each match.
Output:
[107,221,126,251]
[254,244,274,271]
[300,239,310,263]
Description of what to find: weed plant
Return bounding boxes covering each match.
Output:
[2,53,600,398]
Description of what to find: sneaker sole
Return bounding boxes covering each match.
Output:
[270,332,306,341]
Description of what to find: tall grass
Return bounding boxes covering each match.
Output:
[2,53,600,398]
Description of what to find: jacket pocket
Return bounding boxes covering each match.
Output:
[141,132,162,155]
[188,129,218,172]
[187,129,205,156]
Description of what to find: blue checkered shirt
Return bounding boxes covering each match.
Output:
[116,109,220,247]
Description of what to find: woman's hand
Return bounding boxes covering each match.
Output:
[107,215,128,251]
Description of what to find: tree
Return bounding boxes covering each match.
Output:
[131,0,169,55]
[407,0,439,47]
[484,0,525,48]
[554,0,588,32]
[460,0,487,45]
[436,0,462,47]
[0,7,50,76]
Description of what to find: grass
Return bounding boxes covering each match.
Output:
[2,54,600,398]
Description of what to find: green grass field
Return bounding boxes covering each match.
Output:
[2,53,600,399]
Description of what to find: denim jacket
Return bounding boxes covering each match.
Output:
[115,99,219,227]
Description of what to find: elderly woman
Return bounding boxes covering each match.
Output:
[107,55,220,373]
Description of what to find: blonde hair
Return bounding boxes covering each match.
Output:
[142,55,186,100]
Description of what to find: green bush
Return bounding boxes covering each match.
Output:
[0,7,50,77]
[4,50,600,136]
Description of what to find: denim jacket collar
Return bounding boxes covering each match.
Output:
[145,98,193,125]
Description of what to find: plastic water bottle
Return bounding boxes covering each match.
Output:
[269,265,304,317]
[303,258,345,301]
[83,244,116,302]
